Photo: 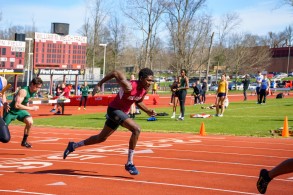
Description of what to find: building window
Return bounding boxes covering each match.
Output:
[2,48,6,55]
[10,62,14,68]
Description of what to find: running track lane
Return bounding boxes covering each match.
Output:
[0,126,292,194]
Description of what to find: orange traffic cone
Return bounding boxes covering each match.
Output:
[199,122,206,136]
[282,116,289,137]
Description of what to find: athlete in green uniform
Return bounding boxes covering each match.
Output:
[3,77,43,148]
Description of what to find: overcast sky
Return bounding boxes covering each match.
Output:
[0,0,292,37]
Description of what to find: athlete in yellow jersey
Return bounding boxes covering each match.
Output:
[215,74,228,117]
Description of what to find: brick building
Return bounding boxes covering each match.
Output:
[0,39,25,75]
[269,47,293,73]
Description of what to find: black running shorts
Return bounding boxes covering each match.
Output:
[105,107,129,130]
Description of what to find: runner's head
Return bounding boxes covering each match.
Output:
[138,68,154,90]
[30,77,43,93]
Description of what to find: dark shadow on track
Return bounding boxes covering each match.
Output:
[19,169,134,180]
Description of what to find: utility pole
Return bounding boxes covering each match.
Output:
[206,32,214,90]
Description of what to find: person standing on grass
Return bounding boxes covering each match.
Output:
[152,81,158,94]
[2,77,43,147]
[175,69,189,120]
[257,158,293,194]
[215,74,228,117]
[169,76,178,105]
[256,71,263,103]
[201,78,207,103]
[258,73,270,104]
[78,82,89,110]
[170,76,180,119]
[63,68,156,175]
[192,80,202,105]
[242,74,250,101]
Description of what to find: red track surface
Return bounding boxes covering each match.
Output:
[0,94,293,194]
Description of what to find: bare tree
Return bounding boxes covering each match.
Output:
[216,12,241,46]
[210,12,241,81]
[123,0,166,69]
[225,33,271,83]
[107,16,127,71]
[165,0,207,74]
[81,0,108,79]
[284,25,293,45]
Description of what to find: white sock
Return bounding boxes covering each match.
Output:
[127,149,134,165]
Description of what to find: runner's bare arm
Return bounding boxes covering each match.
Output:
[92,70,132,96]
[15,89,39,111]
[136,93,156,116]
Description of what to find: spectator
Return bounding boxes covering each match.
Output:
[215,74,228,117]
[56,83,72,115]
[78,82,89,110]
[175,69,189,120]
[242,74,250,101]
[256,71,264,103]
[192,81,202,104]
[169,76,179,105]
[201,78,207,103]
[170,76,180,119]
[152,81,158,94]
[50,83,62,113]
[258,74,270,104]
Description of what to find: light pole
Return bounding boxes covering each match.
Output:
[287,44,291,75]
[99,43,107,93]
[25,38,33,86]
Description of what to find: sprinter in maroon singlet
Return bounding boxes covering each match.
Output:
[63,68,155,175]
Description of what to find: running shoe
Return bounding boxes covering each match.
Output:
[21,142,32,148]
[125,164,139,175]
[78,107,81,110]
[257,169,271,194]
[50,109,56,112]
[63,142,75,159]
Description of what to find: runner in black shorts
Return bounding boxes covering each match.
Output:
[63,68,156,175]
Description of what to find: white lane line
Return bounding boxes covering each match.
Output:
[1,139,290,166]
[33,172,259,195]
[0,189,55,195]
[149,148,292,159]
[0,159,291,184]
[181,143,293,152]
